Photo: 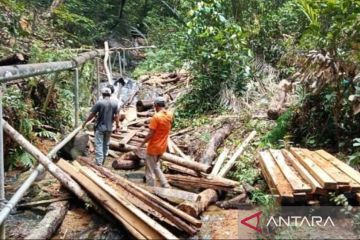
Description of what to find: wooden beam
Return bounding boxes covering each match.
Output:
[211,148,229,176]
[269,149,311,193]
[119,130,137,147]
[77,163,177,239]
[290,148,337,190]
[301,149,351,186]
[282,150,324,194]
[145,186,200,204]
[259,151,293,199]
[218,131,256,177]
[315,150,360,185]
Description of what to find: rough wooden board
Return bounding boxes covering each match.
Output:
[301,149,351,186]
[120,130,138,146]
[282,150,324,194]
[259,151,293,198]
[211,148,229,176]
[57,160,146,239]
[78,164,177,239]
[315,150,360,186]
[270,149,311,193]
[259,155,278,195]
[290,148,337,190]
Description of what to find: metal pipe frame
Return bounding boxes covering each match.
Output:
[0,126,82,226]
[74,68,80,127]
[0,85,5,239]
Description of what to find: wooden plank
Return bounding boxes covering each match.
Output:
[270,149,311,193]
[259,151,293,198]
[301,149,351,186]
[57,160,146,239]
[211,148,229,176]
[290,148,337,190]
[218,131,256,177]
[259,155,279,195]
[77,163,177,239]
[315,150,360,185]
[120,130,137,146]
[282,150,324,194]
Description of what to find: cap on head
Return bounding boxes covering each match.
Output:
[101,87,111,96]
[106,84,115,94]
[154,96,166,107]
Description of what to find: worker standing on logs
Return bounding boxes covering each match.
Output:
[82,87,120,166]
[137,97,172,188]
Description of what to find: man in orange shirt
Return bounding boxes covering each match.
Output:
[137,97,172,188]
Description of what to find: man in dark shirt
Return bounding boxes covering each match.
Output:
[82,87,120,165]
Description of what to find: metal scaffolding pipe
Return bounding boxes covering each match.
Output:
[0,61,74,82]
[0,126,82,225]
[74,68,79,127]
[0,86,5,239]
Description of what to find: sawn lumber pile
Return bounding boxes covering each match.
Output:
[259,148,360,204]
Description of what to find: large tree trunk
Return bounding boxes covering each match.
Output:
[25,201,69,240]
[199,123,234,165]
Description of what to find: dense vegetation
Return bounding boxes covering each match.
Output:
[0,0,359,171]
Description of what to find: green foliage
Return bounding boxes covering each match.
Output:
[179,0,252,115]
[261,110,294,147]
[8,148,35,169]
[349,138,360,167]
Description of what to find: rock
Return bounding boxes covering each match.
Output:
[58,132,89,160]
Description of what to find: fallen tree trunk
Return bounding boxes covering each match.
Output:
[25,201,69,240]
[267,79,293,120]
[199,123,234,165]
[215,193,249,209]
[163,162,200,177]
[177,189,218,217]
[1,119,96,208]
[111,143,211,173]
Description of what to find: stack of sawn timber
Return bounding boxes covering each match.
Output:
[56,157,201,239]
[259,148,360,204]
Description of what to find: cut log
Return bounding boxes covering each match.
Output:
[269,149,311,193]
[77,157,201,233]
[112,143,211,173]
[112,159,144,170]
[267,79,293,120]
[259,151,293,200]
[218,131,257,177]
[168,139,190,160]
[165,174,239,191]
[315,150,360,186]
[210,148,229,176]
[136,100,153,112]
[215,192,248,209]
[25,201,69,240]
[177,189,218,217]
[163,162,200,177]
[1,120,96,208]
[199,123,234,165]
[282,150,324,194]
[290,148,337,190]
[137,111,154,118]
[146,186,200,204]
[0,53,28,66]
